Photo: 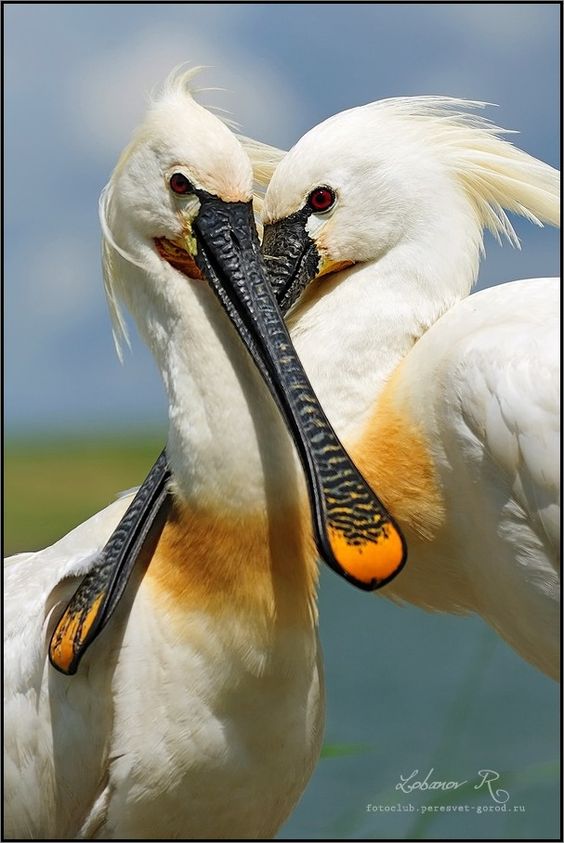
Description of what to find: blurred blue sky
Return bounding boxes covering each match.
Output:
[5,3,560,433]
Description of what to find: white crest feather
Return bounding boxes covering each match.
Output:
[357,97,560,245]
[99,183,136,362]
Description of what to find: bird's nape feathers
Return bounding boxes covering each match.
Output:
[354,96,560,246]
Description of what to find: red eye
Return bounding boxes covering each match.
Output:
[169,173,193,195]
[308,186,335,213]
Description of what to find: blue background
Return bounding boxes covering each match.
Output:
[5,2,560,433]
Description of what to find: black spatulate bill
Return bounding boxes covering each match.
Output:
[49,451,171,674]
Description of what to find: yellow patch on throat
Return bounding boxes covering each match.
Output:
[317,255,355,280]
[154,202,201,276]
[182,227,198,257]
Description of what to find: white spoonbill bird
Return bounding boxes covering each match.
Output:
[4,71,406,840]
[260,97,560,679]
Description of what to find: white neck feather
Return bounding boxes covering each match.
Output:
[115,249,301,511]
[289,217,481,439]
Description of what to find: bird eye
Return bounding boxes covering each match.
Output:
[307,186,335,213]
[169,173,193,195]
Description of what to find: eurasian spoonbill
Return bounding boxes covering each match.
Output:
[4,71,405,840]
[260,97,560,680]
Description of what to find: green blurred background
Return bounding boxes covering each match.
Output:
[5,433,164,556]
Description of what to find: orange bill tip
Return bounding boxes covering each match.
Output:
[49,593,105,675]
[327,523,405,588]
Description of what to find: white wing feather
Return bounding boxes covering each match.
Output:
[4,494,134,838]
[395,277,559,677]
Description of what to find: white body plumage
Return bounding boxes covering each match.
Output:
[4,499,323,839]
[5,71,324,840]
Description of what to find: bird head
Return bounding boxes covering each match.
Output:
[261,97,560,313]
[99,69,257,335]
